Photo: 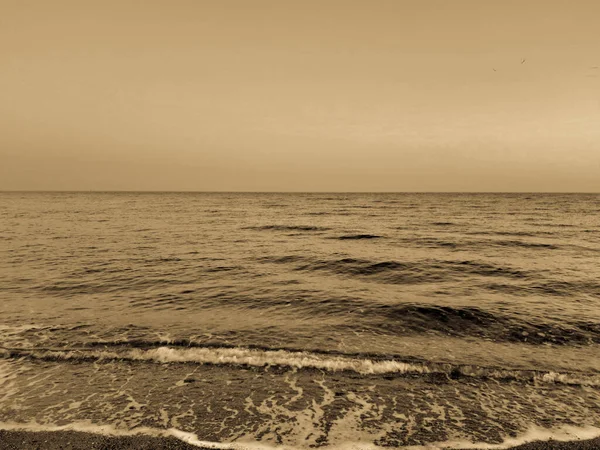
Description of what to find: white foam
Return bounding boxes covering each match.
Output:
[1,421,599,450]
[0,421,237,449]
[4,345,600,386]
[132,347,430,375]
[10,346,430,376]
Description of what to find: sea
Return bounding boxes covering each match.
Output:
[1,192,600,449]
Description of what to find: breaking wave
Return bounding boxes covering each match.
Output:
[2,345,599,387]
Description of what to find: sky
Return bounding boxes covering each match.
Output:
[1,0,599,192]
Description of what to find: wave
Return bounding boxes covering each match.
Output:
[5,298,598,349]
[467,231,555,237]
[335,234,383,240]
[397,237,559,251]
[2,345,599,387]
[258,255,307,264]
[243,225,330,232]
[483,280,600,299]
[487,240,558,249]
[204,266,240,273]
[37,276,198,296]
[1,422,600,450]
[431,222,456,226]
[345,304,600,345]
[261,255,532,283]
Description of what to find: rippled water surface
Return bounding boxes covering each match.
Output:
[1,192,600,447]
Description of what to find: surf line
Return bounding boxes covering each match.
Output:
[2,345,599,386]
[1,422,600,450]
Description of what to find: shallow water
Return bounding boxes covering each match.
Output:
[1,192,599,447]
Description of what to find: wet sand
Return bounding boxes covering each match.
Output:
[0,430,200,449]
[507,438,600,449]
[1,430,600,450]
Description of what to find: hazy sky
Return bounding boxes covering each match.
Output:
[1,0,599,191]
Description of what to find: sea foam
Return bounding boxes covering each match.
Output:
[2,345,599,386]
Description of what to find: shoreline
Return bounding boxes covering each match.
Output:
[0,430,201,449]
[1,430,600,450]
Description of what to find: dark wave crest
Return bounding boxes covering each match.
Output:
[364,304,600,345]
[431,221,456,226]
[244,225,330,232]
[468,230,555,237]
[483,280,600,298]
[262,255,532,283]
[335,234,383,240]
[397,237,559,250]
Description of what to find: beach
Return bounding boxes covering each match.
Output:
[0,430,198,449]
[1,430,600,450]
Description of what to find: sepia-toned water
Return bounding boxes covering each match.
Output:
[1,192,600,448]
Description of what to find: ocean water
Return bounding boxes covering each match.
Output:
[1,192,600,448]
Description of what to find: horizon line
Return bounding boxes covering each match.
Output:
[1,190,599,195]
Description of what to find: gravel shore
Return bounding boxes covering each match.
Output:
[1,430,600,450]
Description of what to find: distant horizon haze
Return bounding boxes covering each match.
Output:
[1,0,599,192]
[2,191,600,195]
